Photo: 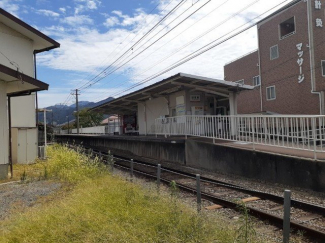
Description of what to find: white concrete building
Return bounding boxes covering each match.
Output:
[91,73,253,135]
[0,8,60,178]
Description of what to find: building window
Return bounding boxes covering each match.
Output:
[235,79,244,85]
[279,16,295,39]
[270,45,279,60]
[253,75,260,86]
[266,86,276,100]
[322,60,325,77]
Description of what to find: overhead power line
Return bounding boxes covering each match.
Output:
[80,0,213,91]
[94,0,292,101]
[85,0,231,96]
[73,0,175,90]
[83,0,267,101]
[77,0,189,90]
[57,0,177,108]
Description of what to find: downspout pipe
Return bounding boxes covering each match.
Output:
[257,26,263,112]
[34,53,39,125]
[307,0,323,114]
[8,96,13,179]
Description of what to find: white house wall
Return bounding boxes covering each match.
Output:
[0,23,38,166]
[11,94,36,128]
[0,23,34,76]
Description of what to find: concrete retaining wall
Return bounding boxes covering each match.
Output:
[56,135,325,192]
[186,140,325,192]
[56,135,185,165]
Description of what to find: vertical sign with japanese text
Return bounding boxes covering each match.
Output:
[297,43,305,83]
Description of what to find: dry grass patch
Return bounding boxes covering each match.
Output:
[0,145,263,243]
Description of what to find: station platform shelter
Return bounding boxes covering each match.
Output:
[90,73,253,135]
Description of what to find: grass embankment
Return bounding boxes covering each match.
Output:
[0,145,254,243]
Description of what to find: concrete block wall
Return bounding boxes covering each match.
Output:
[186,139,325,192]
[57,135,185,165]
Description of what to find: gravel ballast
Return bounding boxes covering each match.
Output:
[0,180,61,220]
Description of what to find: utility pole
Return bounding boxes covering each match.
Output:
[38,109,52,158]
[76,89,79,134]
[73,89,80,134]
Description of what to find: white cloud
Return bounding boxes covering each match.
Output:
[60,15,93,26]
[37,9,60,17]
[111,10,123,17]
[0,0,20,16]
[59,7,66,13]
[87,0,98,10]
[104,16,119,27]
[74,0,101,14]
[37,0,293,104]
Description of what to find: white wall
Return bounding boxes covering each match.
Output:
[0,23,34,76]
[72,126,106,134]
[0,82,8,166]
[0,23,38,167]
[138,97,169,135]
[11,94,36,128]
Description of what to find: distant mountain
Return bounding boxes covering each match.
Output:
[38,97,114,125]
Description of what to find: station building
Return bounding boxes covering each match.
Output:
[0,8,60,178]
[91,73,253,135]
[224,0,325,115]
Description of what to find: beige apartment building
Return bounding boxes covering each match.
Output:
[224,0,325,115]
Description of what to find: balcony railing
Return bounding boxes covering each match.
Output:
[155,115,325,159]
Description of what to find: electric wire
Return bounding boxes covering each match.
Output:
[84,0,231,97]
[80,0,252,95]
[80,0,204,91]
[92,0,292,101]
[80,0,213,90]
[86,0,278,100]
[74,0,175,90]
[77,0,189,90]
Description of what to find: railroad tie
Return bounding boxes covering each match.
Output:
[297,214,322,223]
[205,204,223,210]
[268,205,283,211]
[241,197,261,203]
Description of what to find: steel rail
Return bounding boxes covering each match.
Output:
[113,160,325,241]
[114,154,325,215]
[87,147,325,216]
[71,145,325,240]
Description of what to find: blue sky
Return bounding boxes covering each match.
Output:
[0,0,291,107]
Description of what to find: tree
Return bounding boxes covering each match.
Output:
[74,108,103,128]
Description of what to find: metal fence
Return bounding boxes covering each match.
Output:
[61,125,120,135]
[155,115,325,156]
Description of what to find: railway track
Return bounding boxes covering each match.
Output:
[72,145,325,242]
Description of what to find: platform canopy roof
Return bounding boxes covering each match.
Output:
[90,73,254,115]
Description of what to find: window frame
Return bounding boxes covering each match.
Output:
[253,75,261,86]
[266,86,276,101]
[270,44,279,60]
[322,60,325,77]
[235,79,244,85]
[279,16,296,40]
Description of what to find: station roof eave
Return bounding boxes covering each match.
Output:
[91,73,254,115]
[0,64,49,96]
